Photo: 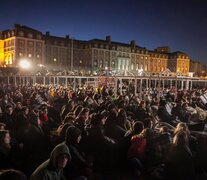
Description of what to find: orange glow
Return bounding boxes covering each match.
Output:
[0,40,4,66]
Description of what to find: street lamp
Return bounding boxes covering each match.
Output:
[138,68,143,76]
[19,59,31,69]
[70,37,75,72]
[79,60,82,74]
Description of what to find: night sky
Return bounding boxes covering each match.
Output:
[1,0,207,64]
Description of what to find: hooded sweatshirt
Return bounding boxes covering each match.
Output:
[30,143,70,180]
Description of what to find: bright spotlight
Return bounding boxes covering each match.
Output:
[19,59,31,69]
[138,68,143,75]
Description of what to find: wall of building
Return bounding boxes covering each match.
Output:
[0,24,197,76]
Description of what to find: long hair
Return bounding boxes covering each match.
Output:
[173,130,189,147]
[174,122,190,138]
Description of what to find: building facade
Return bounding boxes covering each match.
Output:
[190,60,207,77]
[0,24,45,69]
[168,52,190,75]
[0,24,192,75]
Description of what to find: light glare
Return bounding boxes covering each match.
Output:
[19,59,30,69]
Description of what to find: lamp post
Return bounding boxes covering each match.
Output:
[70,37,74,72]
[79,60,82,74]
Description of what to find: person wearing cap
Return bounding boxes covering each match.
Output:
[30,143,71,180]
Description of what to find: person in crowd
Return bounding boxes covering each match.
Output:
[0,169,27,180]
[165,130,196,180]
[60,99,75,121]
[64,126,92,179]
[0,105,15,131]
[0,130,12,169]
[0,123,6,130]
[30,143,71,180]
[80,113,117,178]
[0,81,206,179]
[157,99,174,125]
[116,108,131,131]
[135,100,149,122]
[52,123,72,148]
[104,108,126,142]
[74,108,89,132]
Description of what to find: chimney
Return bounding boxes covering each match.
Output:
[15,24,21,28]
[106,35,111,43]
[46,32,50,36]
[65,35,70,39]
[130,40,136,48]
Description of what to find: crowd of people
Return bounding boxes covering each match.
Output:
[0,82,207,180]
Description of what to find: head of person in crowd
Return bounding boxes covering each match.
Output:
[63,115,75,125]
[182,102,189,109]
[117,108,127,123]
[21,106,30,117]
[5,104,13,115]
[107,103,116,112]
[159,126,169,134]
[143,118,153,129]
[135,128,153,140]
[0,130,11,154]
[0,123,6,130]
[15,102,23,110]
[41,105,48,115]
[76,107,90,121]
[139,100,146,109]
[174,122,190,138]
[56,123,72,140]
[2,93,9,103]
[106,108,118,124]
[173,130,189,147]
[0,169,27,180]
[93,93,101,102]
[132,121,144,135]
[73,104,83,117]
[29,108,42,128]
[67,99,75,109]
[55,146,71,170]
[159,99,167,107]
[65,126,82,146]
[90,112,107,127]
[30,143,71,180]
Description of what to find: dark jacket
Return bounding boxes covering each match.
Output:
[81,125,116,172]
[165,144,196,180]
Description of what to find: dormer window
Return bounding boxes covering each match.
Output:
[28,33,33,38]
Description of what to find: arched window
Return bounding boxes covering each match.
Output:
[27,33,33,38]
